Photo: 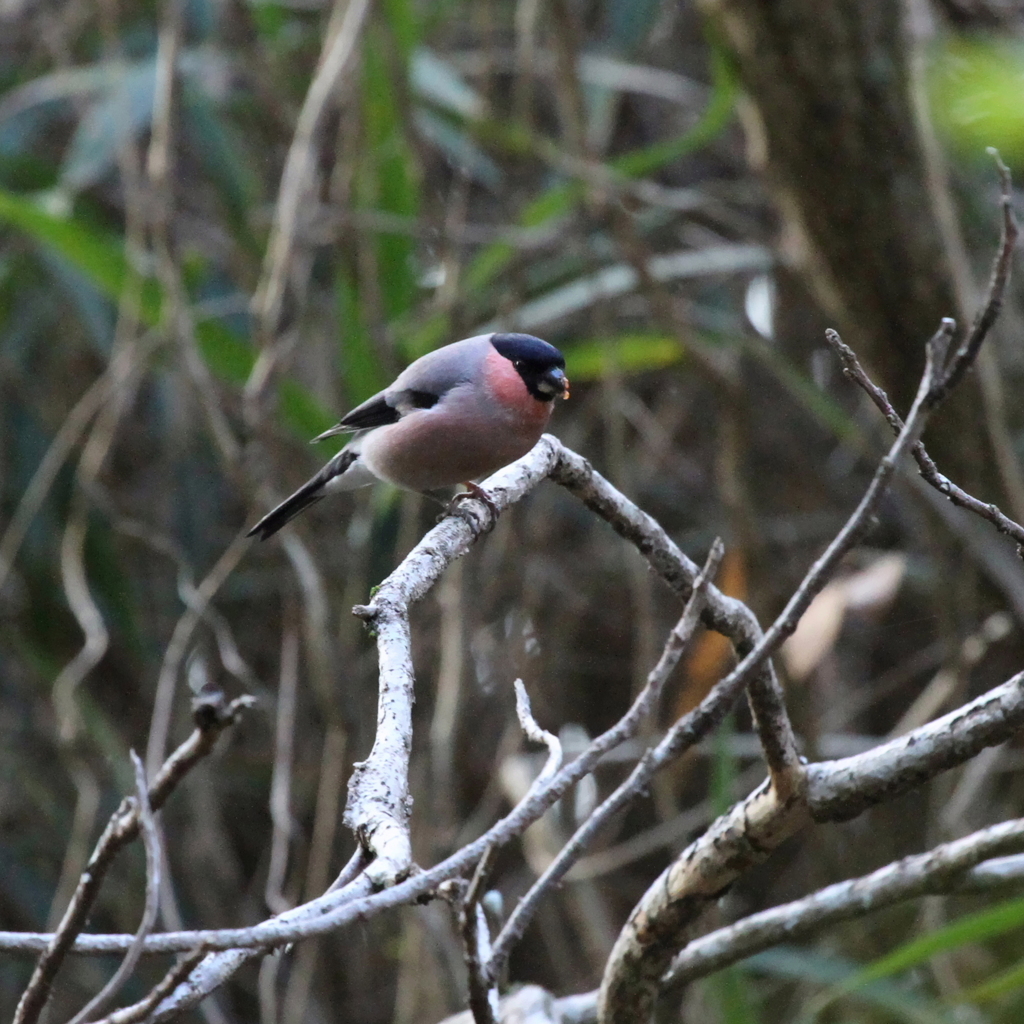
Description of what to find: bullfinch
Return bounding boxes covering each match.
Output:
[248,332,569,540]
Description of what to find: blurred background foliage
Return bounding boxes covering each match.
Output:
[2,0,1024,1022]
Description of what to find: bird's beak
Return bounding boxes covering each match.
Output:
[541,366,570,399]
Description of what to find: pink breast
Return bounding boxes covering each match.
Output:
[483,348,550,428]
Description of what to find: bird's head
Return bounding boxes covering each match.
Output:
[491,333,570,402]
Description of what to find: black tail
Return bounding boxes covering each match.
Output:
[247,450,361,541]
[247,477,327,541]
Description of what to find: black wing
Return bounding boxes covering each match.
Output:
[335,389,439,430]
[337,393,400,430]
[313,389,441,442]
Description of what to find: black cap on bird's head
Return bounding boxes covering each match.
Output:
[491,332,570,402]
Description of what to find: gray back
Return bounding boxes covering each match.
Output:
[388,334,494,399]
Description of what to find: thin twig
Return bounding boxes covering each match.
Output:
[145,530,251,781]
[7,668,1024,963]
[549,453,802,784]
[486,540,723,980]
[6,663,1024,966]
[596,330,950,1024]
[65,752,163,1024]
[45,766,101,936]
[148,873,375,1022]
[0,329,162,597]
[826,326,1024,554]
[12,696,253,1024]
[247,0,373,417]
[459,846,500,1024]
[89,947,208,1024]
[266,620,300,916]
[513,679,564,792]
[327,845,372,894]
[928,150,1018,407]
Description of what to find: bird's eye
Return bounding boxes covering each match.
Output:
[514,360,524,369]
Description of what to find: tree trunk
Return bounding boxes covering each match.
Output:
[701,0,994,488]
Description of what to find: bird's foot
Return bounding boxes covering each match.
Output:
[439,482,499,530]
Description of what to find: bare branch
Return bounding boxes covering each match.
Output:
[327,846,372,894]
[344,446,570,887]
[486,541,723,980]
[6,667,1024,966]
[464,904,499,1024]
[12,695,253,1024]
[550,453,801,784]
[928,150,1018,406]
[472,837,1024,1024]
[89,948,208,1024]
[247,0,373,410]
[458,847,500,1024]
[597,336,948,1024]
[266,621,300,916]
[65,752,162,1024]
[663,816,1024,993]
[513,679,563,791]
[804,669,1024,819]
[8,377,1017,1021]
[596,671,1024,1024]
[826,326,1024,553]
[145,531,251,781]
[147,873,375,1021]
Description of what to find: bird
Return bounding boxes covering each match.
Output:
[247,332,569,540]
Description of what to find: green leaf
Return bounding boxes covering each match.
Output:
[710,966,759,1024]
[193,318,253,381]
[336,265,386,403]
[383,0,418,61]
[930,38,1024,162]
[847,896,1024,990]
[0,186,162,322]
[60,60,155,191]
[957,956,1024,1004]
[613,42,737,179]
[747,946,956,1024]
[248,2,290,41]
[361,29,420,322]
[181,81,261,255]
[560,333,683,380]
[462,37,737,297]
[0,186,332,440]
[414,108,503,190]
[806,896,1024,1020]
[412,47,484,120]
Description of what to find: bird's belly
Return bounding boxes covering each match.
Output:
[360,406,550,491]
